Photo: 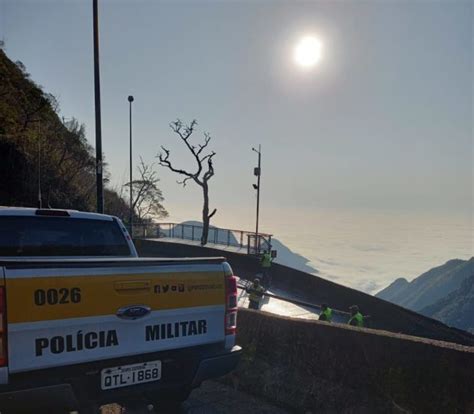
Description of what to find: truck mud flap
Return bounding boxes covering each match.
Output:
[191,345,242,387]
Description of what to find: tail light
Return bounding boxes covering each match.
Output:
[0,287,7,366]
[224,263,238,336]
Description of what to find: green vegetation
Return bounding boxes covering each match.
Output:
[0,49,167,223]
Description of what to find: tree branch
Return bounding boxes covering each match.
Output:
[168,119,215,179]
[197,132,211,156]
[158,146,195,182]
[177,176,193,187]
[203,152,216,183]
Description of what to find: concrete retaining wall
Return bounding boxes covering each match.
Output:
[134,239,474,346]
[232,309,474,413]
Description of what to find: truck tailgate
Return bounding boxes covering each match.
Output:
[4,258,227,373]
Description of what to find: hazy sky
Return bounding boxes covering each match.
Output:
[1,0,472,230]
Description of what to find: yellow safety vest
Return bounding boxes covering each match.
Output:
[348,312,364,327]
[261,253,272,268]
[321,307,332,322]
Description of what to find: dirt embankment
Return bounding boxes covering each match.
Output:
[232,309,474,413]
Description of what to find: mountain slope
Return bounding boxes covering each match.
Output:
[420,274,474,333]
[376,277,409,302]
[376,258,473,311]
[0,49,130,217]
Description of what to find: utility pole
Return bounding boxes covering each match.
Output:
[93,0,104,213]
[30,118,43,208]
[252,145,262,253]
[128,95,134,236]
[37,121,42,209]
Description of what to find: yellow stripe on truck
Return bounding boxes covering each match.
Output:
[7,272,225,323]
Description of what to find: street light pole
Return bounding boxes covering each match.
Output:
[30,118,43,208]
[128,95,134,237]
[93,0,104,213]
[37,120,42,209]
[252,145,262,253]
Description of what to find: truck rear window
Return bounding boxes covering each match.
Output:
[0,216,131,256]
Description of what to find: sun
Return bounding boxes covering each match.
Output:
[294,36,322,68]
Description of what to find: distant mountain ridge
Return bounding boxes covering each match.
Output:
[420,274,474,333]
[376,257,474,332]
[376,258,473,311]
[376,277,409,302]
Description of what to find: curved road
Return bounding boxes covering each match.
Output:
[237,278,350,324]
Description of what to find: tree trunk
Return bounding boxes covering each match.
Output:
[201,183,210,245]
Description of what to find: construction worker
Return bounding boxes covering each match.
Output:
[348,305,364,327]
[318,303,332,322]
[246,278,265,310]
[260,250,273,288]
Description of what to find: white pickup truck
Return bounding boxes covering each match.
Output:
[0,208,241,413]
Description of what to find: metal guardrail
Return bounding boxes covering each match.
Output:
[134,222,273,255]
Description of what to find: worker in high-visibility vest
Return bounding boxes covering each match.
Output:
[348,305,364,327]
[246,278,265,310]
[260,250,273,288]
[318,303,332,322]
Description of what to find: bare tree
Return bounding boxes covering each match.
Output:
[158,119,216,245]
[124,158,168,224]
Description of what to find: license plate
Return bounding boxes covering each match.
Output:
[101,360,162,390]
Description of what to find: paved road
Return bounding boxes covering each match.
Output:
[237,279,350,324]
[178,381,288,414]
[100,381,289,414]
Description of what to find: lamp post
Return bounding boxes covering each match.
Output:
[252,145,261,253]
[37,121,42,209]
[93,0,104,213]
[128,95,134,237]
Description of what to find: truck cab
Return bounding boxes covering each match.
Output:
[0,208,241,413]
